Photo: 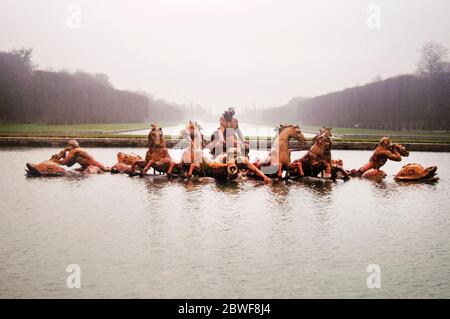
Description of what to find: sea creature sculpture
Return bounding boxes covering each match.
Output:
[26,159,67,176]
[111,152,142,174]
[205,147,272,183]
[394,163,438,182]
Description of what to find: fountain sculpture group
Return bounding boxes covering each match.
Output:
[25,108,439,183]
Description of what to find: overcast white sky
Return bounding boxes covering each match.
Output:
[1,0,449,112]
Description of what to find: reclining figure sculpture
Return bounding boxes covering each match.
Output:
[26,140,109,176]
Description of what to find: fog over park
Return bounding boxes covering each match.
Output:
[1,0,450,112]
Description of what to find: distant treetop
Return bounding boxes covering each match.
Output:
[417,41,449,76]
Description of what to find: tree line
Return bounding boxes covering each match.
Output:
[0,48,185,124]
[257,42,450,131]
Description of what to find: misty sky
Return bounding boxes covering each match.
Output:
[1,0,449,113]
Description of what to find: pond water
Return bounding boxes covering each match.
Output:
[1,147,450,298]
[120,121,317,138]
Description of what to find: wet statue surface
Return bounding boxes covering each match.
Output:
[24,122,439,184]
[394,163,439,182]
[20,106,440,183]
[26,140,110,176]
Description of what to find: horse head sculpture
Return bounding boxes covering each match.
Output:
[148,123,165,148]
[278,124,306,145]
[313,127,332,142]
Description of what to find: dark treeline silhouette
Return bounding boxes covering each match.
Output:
[0,49,185,124]
[258,42,450,131]
[259,73,450,130]
[239,97,309,124]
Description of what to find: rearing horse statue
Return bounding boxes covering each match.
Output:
[179,120,206,177]
[255,124,306,178]
[313,127,333,168]
[289,127,349,180]
[290,129,331,178]
[310,127,349,180]
[128,123,177,176]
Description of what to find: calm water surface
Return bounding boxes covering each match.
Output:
[0,147,449,298]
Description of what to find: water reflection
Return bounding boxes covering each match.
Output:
[395,179,439,188]
[2,148,450,298]
[370,178,436,199]
[269,180,291,196]
[266,181,292,211]
[142,175,176,191]
[299,178,334,197]
[214,179,242,195]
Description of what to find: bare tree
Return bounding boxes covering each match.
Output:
[417,41,449,76]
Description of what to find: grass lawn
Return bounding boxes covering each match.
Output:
[332,137,450,144]
[1,122,449,143]
[300,125,450,137]
[0,122,179,136]
[0,123,150,133]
